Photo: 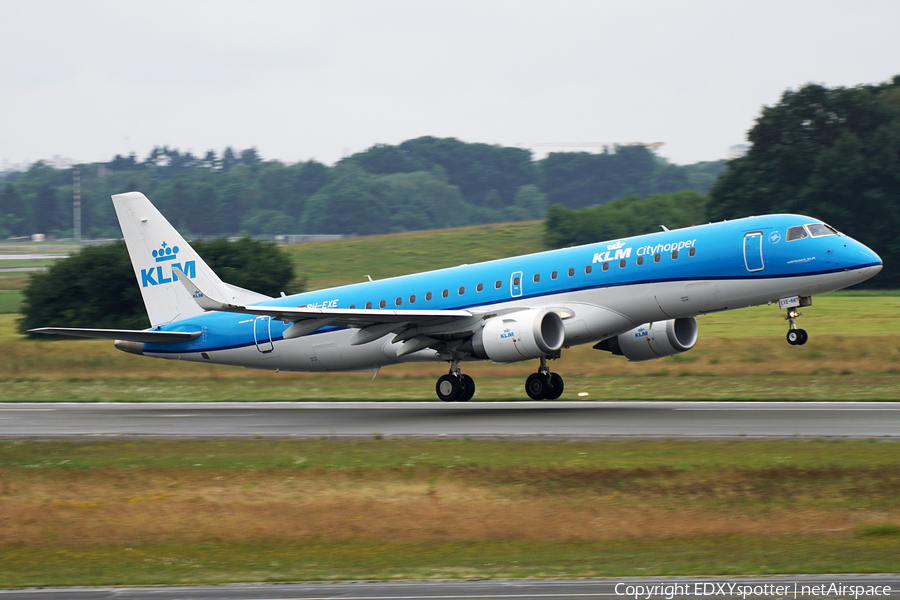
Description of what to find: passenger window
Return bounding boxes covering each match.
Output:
[495,280,502,289]
[395,297,402,306]
[568,268,575,277]
[365,302,372,309]
[637,256,644,266]
[654,253,661,263]
[379,300,386,308]
[349,305,356,309]
[476,283,483,292]
[551,271,558,280]
[426,292,432,301]
[619,259,626,268]
[787,226,808,241]
[533,274,540,283]
[689,247,696,257]
[671,250,678,259]
[442,289,449,298]
[409,295,416,304]
[585,265,592,274]
[458,286,465,295]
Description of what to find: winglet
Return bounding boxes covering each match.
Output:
[173,266,242,312]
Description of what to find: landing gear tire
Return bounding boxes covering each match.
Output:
[525,373,550,400]
[525,372,564,400]
[436,372,475,402]
[784,305,809,346]
[545,372,564,400]
[458,374,475,402]
[436,374,461,402]
[787,329,808,346]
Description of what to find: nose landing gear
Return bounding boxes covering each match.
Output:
[785,307,808,346]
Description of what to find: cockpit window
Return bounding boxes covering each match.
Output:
[807,223,838,237]
[786,226,808,241]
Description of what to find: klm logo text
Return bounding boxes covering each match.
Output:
[141,242,196,287]
[141,261,196,287]
[593,247,632,263]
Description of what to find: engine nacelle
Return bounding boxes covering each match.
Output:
[470,308,565,363]
[594,317,699,362]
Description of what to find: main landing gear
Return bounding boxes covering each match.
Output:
[525,357,564,400]
[436,360,476,402]
[434,357,565,401]
[785,307,808,346]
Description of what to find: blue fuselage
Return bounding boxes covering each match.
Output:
[144,214,882,370]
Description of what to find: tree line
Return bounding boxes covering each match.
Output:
[543,191,708,249]
[0,139,724,239]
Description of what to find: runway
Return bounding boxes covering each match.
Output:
[1,401,898,438]
[1,576,898,599]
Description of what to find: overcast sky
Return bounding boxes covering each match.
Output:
[2,0,898,170]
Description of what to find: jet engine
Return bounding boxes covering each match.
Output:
[594,317,698,362]
[469,308,566,363]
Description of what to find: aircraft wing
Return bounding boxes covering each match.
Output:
[202,304,473,325]
[174,267,471,324]
[28,328,201,343]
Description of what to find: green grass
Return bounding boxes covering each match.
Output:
[3,537,899,587]
[0,242,80,255]
[0,273,30,314]
[0,290,22,314]
[0,259,56,268]
[1,439,898,586]
[4,438,899,471]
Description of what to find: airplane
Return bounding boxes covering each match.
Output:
[31,192,882,401]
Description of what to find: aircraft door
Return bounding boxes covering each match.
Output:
[743,232,764,272]
[510,271,523,297]
[254,316,274,353]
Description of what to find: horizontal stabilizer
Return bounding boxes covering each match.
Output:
[28,327,200,343]
[172,266,238,312]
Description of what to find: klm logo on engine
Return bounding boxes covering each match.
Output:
[140,242,196,287]
[593,241,632,263]
[500,328,515,339]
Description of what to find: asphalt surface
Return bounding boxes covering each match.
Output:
[1,576,898,599]
[0,401,898,438]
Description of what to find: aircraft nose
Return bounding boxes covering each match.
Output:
[856,241,882,269]
[846,239,882,282]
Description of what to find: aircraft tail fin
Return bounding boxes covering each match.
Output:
[112,191,238,327]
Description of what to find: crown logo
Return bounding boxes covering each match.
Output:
[152,241,179,263]
[607,241,626,250]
